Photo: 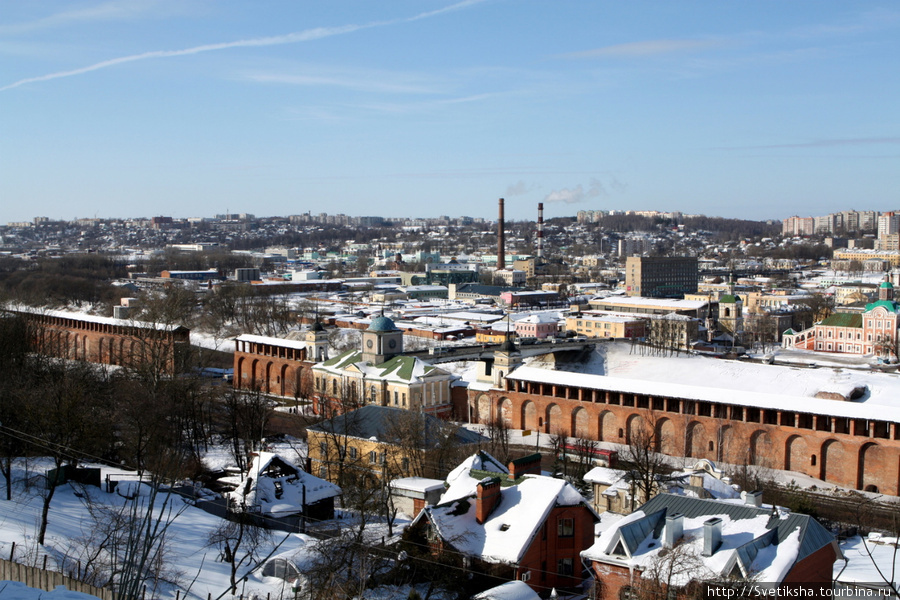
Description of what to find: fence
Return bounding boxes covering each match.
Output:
[0,557,113,600]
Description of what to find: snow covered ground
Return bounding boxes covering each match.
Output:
[0,441,418,600]
[0,581,103,600]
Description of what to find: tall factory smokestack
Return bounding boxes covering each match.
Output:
[497,198,506,269]
[537,202,544,259]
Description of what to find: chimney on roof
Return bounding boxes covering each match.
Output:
[664,513,684,549]
[497,198,506,270]
[476,477,502,524]
[703,517,723,556]
[508,453,542,480]
[744,490,763,507]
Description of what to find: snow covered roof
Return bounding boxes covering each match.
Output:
[6,304,187,332]
[225,452,340,516]
[440,451,509,504]
[314,349,453,385]
[235,333,309,350]
[421,475,591,564]
[584,466,628,486]
[510,343,900,423]
[590,297,709,310]
[582,494,835,586]
[472,580,542,600]
[516,313,559,324]
[390,477,445,494]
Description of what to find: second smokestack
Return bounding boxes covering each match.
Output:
[498,198,506,270]
[537,202,544,259]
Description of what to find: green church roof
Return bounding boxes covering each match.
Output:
[865,300,899,313]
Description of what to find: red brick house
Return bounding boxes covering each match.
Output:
[582,493,839,600]
[407,453,599,594]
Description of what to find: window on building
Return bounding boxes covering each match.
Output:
[349,447,358,460]
[369,451,378,463]
[319,442,327,455]
[557,558,574,576]
[318,466,327,479]
[557,517,575,537]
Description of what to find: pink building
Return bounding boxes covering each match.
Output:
[514,313,559,339]
[784,282,899,357]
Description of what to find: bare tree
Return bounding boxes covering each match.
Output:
[223,387,272,473]
[0,314,31,501]
[26,359,114,545]
[484,414,511,465]
[61,480,188,598]
[633,540,711,600]
[623,413,671,512]
[207,512,272,595]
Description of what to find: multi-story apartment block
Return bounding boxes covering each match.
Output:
[782,216,815,236]
[878,212,900,239]
[625,256,698,298]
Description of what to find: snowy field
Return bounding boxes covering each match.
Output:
[0,444,422,600]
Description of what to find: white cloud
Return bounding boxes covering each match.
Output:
[0,1,183,35]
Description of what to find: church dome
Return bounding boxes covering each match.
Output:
[881,281,893,289]
[368,315,399,332]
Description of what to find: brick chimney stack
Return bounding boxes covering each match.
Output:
[508,453,542,480]
[497,198,506,270]
[537,202,544,259]
[475,477,502,524]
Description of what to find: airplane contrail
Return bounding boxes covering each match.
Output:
[1,0,487,92]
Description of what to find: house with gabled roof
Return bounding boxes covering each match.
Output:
[311,314,458,417]
[224,452,341,523]
[406,451,599,594]
[582,493,839,600]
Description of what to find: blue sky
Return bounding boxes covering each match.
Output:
[2,1,898,223]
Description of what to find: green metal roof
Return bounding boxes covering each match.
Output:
[819,313,862,328]
[719,294,739,304]
[865,300,899,313]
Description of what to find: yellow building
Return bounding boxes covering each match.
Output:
[833,249,900,268]
[312,315,457,417]
[307,404,486,482]
[564,313,646,339]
